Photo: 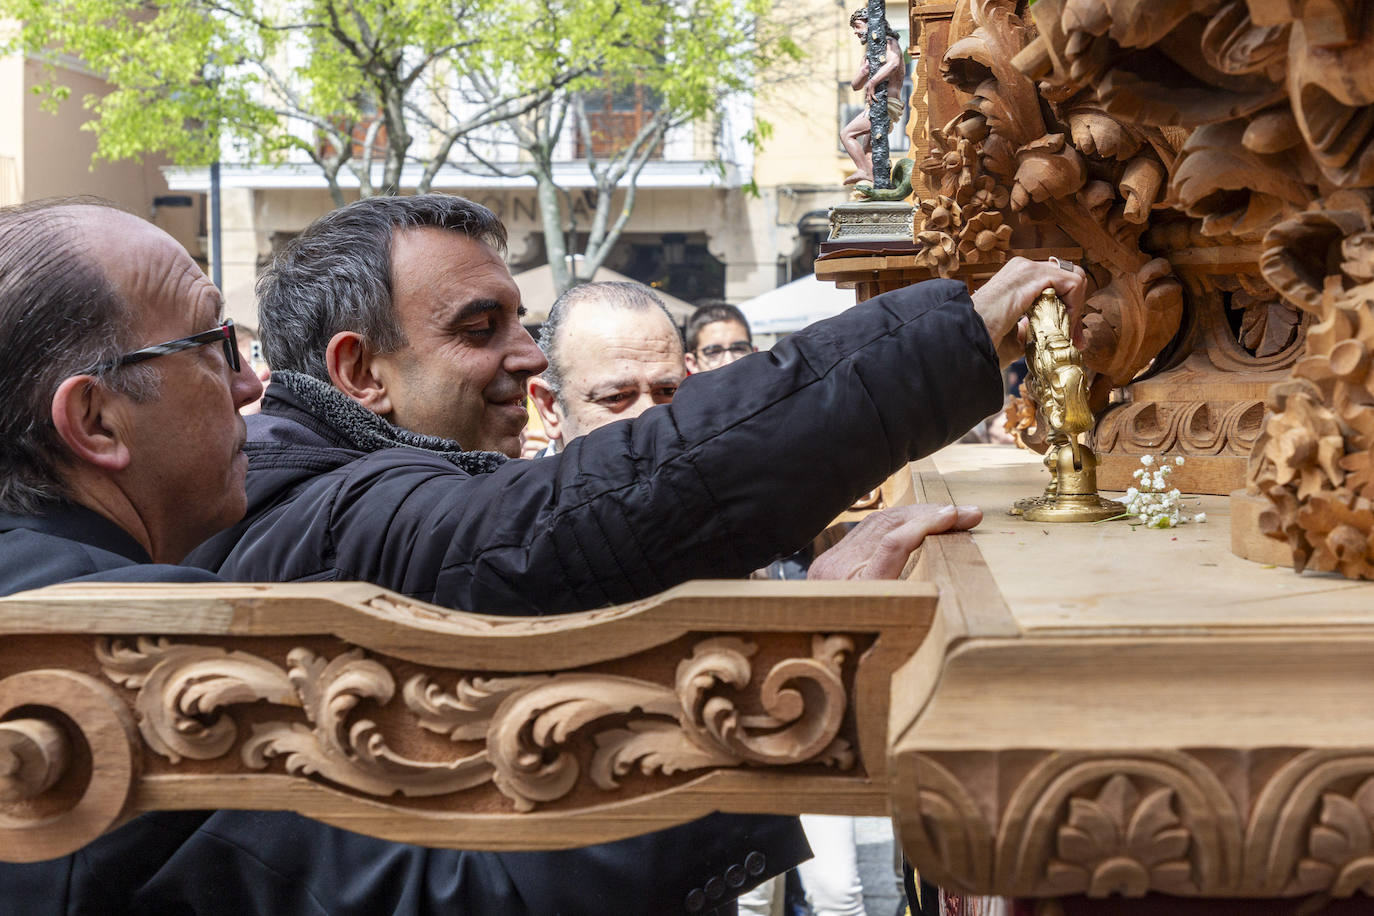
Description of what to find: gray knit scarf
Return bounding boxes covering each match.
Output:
[272,370,508,476]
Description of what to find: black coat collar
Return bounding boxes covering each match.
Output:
[0,503,152,563]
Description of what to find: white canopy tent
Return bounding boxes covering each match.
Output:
[737,274,855,336]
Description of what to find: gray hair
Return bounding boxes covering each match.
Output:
[537,281,680,400]
[0,199,157,513]
[257,194,507,381]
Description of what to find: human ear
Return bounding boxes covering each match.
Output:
[51,375,132,473]
[326,331,392,415]
[527,376,564,445]
[683,351,700,374]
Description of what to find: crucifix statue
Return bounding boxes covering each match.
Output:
[842,1,904,189]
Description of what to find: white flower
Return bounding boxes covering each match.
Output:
[1195,512,1207,523]
[1133,469,1145,479]
[1175,456,1185,466]
[1141,455,1154,466]
[1168,488,1180,499]
[1125,487,1138,500]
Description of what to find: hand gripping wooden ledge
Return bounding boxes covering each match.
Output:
[0,569,935,863]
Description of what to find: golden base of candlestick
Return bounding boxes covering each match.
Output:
[1011,493,1126,523]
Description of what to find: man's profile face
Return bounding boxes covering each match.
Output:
[78,207,262,559]
[536,300,684,445]
[371,228,547,457]
[685,319,753,373]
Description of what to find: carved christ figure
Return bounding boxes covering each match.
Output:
[842,7,905,186]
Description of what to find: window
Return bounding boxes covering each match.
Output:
[575,82,665,159]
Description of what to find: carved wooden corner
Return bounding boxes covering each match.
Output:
[891,458,1374,905]
[0,576,936,861]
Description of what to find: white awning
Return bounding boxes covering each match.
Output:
[738,274,857,335]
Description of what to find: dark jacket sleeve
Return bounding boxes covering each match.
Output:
[220,279,1001,614]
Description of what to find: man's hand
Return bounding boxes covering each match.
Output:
[970,257,1088,367]
[807,503,982,580]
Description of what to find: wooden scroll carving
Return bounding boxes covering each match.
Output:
[1012,0,1374,568]
[0,579,933,860]
[96,634,856,813]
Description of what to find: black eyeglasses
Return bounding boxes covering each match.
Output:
[93,320,240,374]
[697,342,753,360]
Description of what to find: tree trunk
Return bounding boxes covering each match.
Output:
[536,170,571,295]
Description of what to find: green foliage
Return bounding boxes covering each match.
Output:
[0,0,800,203]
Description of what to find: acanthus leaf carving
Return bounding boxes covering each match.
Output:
[488,634,855,810]
[241,647,494,798]
[97,637,297,764]
[1045,775,1196,898]
[1010,134,1086,211]
[1293,775,1374,897]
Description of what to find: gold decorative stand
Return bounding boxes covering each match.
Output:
[1012,288,1124,523]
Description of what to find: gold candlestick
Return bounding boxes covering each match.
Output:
[1011,287,1125,523]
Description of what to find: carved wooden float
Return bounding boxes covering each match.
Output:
[6,445,1374,913]
[837,0,1374,588]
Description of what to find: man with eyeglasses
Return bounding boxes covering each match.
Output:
[0,200,262,585]
[684,301,756,373]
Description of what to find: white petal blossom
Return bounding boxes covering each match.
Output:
[1120,455,1203,529]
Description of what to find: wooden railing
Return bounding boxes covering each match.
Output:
[6,450,1374,913]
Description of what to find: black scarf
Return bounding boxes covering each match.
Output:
[271,370,508,476]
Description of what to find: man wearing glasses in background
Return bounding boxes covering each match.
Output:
[684,301,756,374]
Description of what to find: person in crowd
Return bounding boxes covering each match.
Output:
[181,194,1082,913]
[0,198,556,915]
[528,280,685,453]
[684,300,756,374]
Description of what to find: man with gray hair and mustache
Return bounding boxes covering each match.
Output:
[527,280,686,453]
[187,193,1086,914]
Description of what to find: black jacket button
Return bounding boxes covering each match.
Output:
[705,877,726,900]
[744,851,767,876]
[685,888,706,912]
[725,864,746,888]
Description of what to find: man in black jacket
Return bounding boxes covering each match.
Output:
[0,200,639,915]
[185,195,1086,914]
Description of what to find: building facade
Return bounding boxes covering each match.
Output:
[5,0,911,327]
